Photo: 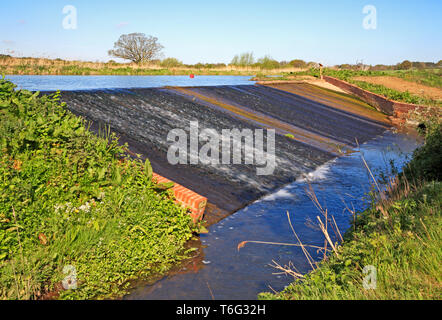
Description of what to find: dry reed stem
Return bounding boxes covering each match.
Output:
[332,215,344,243]
[270,260,305,279]
[317,216,340,258]
[237,240,328,252]
[286,212,317,270]
[206,281,215,300]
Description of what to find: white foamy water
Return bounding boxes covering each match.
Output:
[297,159,337,182]
[260,187,295,201]
[256,159,337,202]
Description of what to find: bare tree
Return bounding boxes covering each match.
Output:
[108,33,164,64]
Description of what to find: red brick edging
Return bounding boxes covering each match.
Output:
[323,76,439,125]
[153,173,207,223]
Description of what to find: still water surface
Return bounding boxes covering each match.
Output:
[5,75,255,91]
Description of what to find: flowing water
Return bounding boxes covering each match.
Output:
[126,130,421,300]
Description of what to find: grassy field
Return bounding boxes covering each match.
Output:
[320,69,441,107]
[0,56,302,76]
[260,121,442,300]
[255,68,442,108]
[383,69,442,89]
[319,69,442,89]
[0,78,199,300]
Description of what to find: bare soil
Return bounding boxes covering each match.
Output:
[353,76,442,101]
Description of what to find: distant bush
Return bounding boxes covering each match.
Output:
[397,60,413,70]
[413,62,427,69]
[193,62,205,69]
[160,57,183,68]
[370,64,392,71]
[256,55,280,70]
[0,54,11,60]
[289,59,307,69]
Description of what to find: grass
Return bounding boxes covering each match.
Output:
[268,68,442,108]
[0,78,199,300]
[259,121,442,300]
[352,80,440,107]
[0,56,304,76]
[382,69,442,89]
[320,69,441,107]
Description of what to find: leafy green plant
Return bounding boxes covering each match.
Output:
[404,121,442,181]
[0,78,197,300]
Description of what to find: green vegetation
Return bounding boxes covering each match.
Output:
[404,121,442,181]
[352,80,440,107]
[256,55,281,70]
[0,56,306,76]
[268,68,441,108]
[318,68,442,90]
[0,78,198,299]
[392,69,442,89]
[325,68,441,107]
[260,121,442,300]
[288,59,308,69]
[230,52,255,68]
[160,57,183,68]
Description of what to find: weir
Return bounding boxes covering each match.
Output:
[59,83,390,223]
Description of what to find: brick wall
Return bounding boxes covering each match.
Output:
[152,173,207,223]
[323,76,396,116]
[322,76,442,127]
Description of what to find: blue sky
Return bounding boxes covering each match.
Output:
[0,0,441,65]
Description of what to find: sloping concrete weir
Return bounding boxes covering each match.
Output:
[59,83,389,223]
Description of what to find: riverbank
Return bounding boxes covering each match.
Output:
[260,121,441,300]
[254,68,442,108]
[0,78,198,299]
[0,56,302,76]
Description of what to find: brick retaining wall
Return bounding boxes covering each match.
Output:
[323,76,440,125]
[323,76,397,115]
[152,173,207,223]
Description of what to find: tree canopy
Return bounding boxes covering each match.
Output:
[108,33,164,64]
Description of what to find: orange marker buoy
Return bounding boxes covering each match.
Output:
[190,74,195,79]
